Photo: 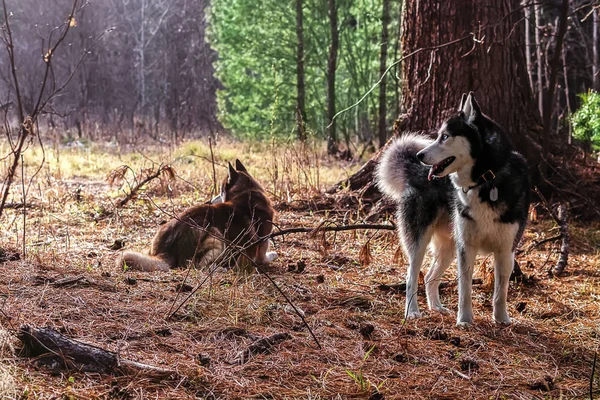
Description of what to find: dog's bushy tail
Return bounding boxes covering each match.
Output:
[116,251,172,272]
[376,133,433,201]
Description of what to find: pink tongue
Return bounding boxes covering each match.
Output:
[428,166,436,181]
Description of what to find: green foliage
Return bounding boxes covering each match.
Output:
[208,0,400,140]
[570,90,600,151]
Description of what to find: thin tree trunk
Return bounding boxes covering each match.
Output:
[541,0,568,157]
[296,0,306,141]
[326,0,339,155]
[594,9,599,91]
[524,0,534,92]
[377,0,390,149]
[562,40,571,144]
[535,3,544,119]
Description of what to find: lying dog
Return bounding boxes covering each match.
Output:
[116,159,277,271]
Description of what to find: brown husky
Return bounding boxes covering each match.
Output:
[115,159,277,271]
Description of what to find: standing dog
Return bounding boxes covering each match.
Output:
[376,92,529,326]
[116,159,278,271]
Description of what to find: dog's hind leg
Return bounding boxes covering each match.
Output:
[425,232,454,315]
[492,251,513,325]
[456,244,477,327]
[402,228,433,320]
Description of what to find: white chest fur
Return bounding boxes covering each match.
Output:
[453,188,518,254]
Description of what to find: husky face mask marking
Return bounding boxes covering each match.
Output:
[417,95,482,180]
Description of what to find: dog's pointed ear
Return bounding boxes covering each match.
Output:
[461,92,481,122]
[235,159,248,173]
[227,162,238,182]
[458,93,467,112]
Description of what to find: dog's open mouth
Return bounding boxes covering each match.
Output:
[427,156,456,181]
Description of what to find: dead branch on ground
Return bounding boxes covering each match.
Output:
[18,325,177,378]
[269,223,395,240]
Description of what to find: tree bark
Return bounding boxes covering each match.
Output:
[296,0,306,141]
[377,0,390,149]
[326,0,339,155]
[331,0,542,193]
[541,0,569,157]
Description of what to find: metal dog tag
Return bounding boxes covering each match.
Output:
[490,186,498,202]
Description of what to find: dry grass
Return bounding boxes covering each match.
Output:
[0,137,599,399]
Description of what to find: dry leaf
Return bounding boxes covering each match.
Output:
[359,242,372,267]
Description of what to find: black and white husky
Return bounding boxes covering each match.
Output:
[376,92,530,326]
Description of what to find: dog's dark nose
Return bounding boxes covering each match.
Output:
[416,151,424,162]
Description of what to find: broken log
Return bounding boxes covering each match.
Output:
[18,326,176,378]
[230,332,291,365]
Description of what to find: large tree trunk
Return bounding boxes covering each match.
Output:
[400,0,541,164]
[331,0,542,193]
[326,0,339,155]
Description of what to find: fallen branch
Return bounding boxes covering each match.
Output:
[553,203,569,276]
[230,332,291,365]
[378,278,483,293]
[269,223,395,239]
[18,326,176,378]
[522,234,562,255]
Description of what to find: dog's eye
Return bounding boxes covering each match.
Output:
[441,134,448,141]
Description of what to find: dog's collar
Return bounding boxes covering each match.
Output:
[462,169,496,194]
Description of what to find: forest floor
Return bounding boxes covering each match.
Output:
[0,137,599,399]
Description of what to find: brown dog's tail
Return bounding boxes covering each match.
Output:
[115,251,172,272]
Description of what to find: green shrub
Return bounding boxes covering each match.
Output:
[570,90,600,151]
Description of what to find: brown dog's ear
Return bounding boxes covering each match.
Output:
[235,159,248,173]
[227,162,238,182]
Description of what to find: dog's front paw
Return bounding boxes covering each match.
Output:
[264,251,278,263]
[431,306,452,316]
[405,311,422,320]
[456,313,473,328]
[493,315,512,326]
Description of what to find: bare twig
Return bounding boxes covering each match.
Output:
[328,34,473,127]
[592,351,598,400]
[20,153,25,257]
[113,164,175,208]
[209,137,218,196]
